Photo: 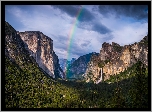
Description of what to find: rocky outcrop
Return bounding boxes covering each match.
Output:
[18,31,65,79]
[5,22,31,64]
[5,21,65,79]
[66,52,99,79]
[84,35,148,83]
[59,58,76,73]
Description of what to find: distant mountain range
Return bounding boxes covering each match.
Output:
[59,58,76,73]
[65,52,99,79]
[59,35,148,83]
[5,20,148,83]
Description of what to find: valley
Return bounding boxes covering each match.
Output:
[4,21,149,108]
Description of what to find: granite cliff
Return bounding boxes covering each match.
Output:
[66,52,99,79]
[84,36,148,83]
[59,58,76,73]
[5,21,65,79]
[4,21,149,108]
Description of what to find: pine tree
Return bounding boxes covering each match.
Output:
[112,75,125,108]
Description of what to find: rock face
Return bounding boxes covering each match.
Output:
[5,22,32,64]
[84,36,148,83]
[5,21,65,79]
[66,52,99,79]
[59,58,76,73]
[18,31,65,79]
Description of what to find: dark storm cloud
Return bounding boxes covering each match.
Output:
[78,8,94,22]
[52,5,94,22]
[92,22,111,34]
[92,5,98,12]
[98,5,148,21]
[53,5,111,35]
[77,21,111,34]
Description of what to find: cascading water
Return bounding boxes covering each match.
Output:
[96,68,103,84]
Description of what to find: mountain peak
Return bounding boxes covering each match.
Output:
[84,35,148,83]
[5,21,64,79]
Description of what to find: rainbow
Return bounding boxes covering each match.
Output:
[66,5,84,75]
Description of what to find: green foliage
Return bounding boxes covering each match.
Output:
[98,59,110,68]
[139,37,148,46]
[111,86,126,108]
[5,21,148,108]
[126,61,148,108]
[113,45,123,52]
[5,54,148,108]
[98,61,105,68]
[104,59,110,64]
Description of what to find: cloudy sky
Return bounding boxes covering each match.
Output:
[5,5,148,61]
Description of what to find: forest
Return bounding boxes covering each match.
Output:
[5,55,149,108]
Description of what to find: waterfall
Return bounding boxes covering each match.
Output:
[96,68,103,84]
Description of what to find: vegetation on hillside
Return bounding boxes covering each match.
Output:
[4,21,149,109]
[98,59,110,68]
[5,56,149,108]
